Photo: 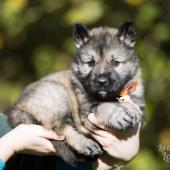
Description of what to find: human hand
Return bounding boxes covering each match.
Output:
[0,124,65,162]
[12,124,65,155]
[88,113,140,161]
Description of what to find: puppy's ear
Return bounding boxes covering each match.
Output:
[73,23,89,48]
[117,21,136,48]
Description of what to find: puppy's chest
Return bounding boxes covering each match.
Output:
[77,95,96,121]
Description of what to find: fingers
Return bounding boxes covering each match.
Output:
[92,129,117,139]
[91,134,108,146]
[40,128,65,141]
[91,133,115,148]
[26,139,57,156]
[20,124,65,141]
[12,124,65,155]
[88,113,117,143]
[91,129,117,147]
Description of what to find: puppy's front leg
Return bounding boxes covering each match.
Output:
[60,124,103,156]
[93,102,142,130]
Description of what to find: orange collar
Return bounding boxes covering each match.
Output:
[119,80,137,97]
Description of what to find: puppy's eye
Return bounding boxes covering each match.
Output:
[112,60,120,67]
[87,60,95,67]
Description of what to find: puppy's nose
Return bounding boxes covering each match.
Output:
[97,77,108,86]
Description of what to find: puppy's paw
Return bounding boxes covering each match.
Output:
[111,107,141,130]
[81,139,103,156]
[76,138,103,156]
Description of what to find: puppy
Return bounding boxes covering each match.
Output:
[8,21,146,164]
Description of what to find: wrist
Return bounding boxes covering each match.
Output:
[93,154,126,170]
[0,133,15,162]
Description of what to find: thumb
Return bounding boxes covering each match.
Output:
[41,129,65,141]
[88,113,105,129]
[88,113,99,126]
[88,113,98,125]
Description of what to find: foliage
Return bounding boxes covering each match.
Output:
[0,0,169,169]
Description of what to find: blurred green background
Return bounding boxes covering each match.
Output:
[0,0,169,169]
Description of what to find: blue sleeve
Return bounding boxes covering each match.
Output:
[0,113,10,170]
[0,159,5,170]
[0,113,11,137]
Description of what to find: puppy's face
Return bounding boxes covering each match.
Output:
[72,22,139,101]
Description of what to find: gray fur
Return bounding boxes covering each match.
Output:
[8,21,146,165]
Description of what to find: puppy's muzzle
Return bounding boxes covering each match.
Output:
[97,77,108,86]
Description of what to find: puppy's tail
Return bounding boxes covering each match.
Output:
[51,141,76,166]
